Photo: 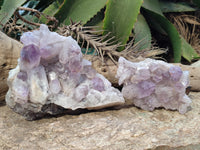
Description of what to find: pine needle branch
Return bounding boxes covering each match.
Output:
[58,21,121,63]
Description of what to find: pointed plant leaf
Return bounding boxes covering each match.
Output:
[146,16,167,35]
[181,37,199,62]
[85,7,105,26]
[146,13,199,62]
[85,7,105,33]
[40,0,64,23]
[103,0,143,51]
[134,14,151,50]
[142,0,163,16]
[143,0,181,62]
[0,0,26,25]
[54,0,107,25]
[142,0,199,62]
[160,1,197,13]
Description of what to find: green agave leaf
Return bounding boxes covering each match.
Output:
[146,15,167,35]
[160,1,197,13]
[85,7,104,26]
[142,0,163,16]
[0,0,26,25]
[85,7,105,33]
[134,14,151,50]
[142,0,199,62]
[103,0,143,51]
[181,37,199,62]
[193,57,200,59]
[54,0,107,25]
[40,0,64,23]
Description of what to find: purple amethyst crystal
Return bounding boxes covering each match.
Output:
[17,71,28,81]
[92,77,105,92]
[6,24,124,120]
[117,57,191,114]
[20,44,41,71]
[169,66,183,81]
[137,80,156,98]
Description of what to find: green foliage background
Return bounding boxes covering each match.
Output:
[0,0,199,62]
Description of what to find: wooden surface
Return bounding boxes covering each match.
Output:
[0,31,22,101]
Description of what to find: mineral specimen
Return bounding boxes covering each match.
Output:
[116,57,191,114]
[6,24,124,120]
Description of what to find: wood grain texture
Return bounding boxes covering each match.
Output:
[0,31,22,101]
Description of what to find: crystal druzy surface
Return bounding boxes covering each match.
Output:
[117,57,191,114]
[6,24,124,120]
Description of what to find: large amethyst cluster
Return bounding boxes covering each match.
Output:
[117,57,191,114]
[6,24,124,120]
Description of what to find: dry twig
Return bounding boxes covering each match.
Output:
[0,7,58,37]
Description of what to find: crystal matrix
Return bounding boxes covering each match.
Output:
[6,24,124,120]
[116,57,191,114]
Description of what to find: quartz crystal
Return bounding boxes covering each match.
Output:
[116,57,191,114]
[6,24,124,120]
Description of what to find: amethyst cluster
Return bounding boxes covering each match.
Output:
[116,57,191,114]
[6,24,124,120]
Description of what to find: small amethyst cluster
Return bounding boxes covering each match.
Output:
[6,24,124,119]
[117,57,191,114]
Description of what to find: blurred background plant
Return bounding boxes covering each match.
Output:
[0,0,200,63]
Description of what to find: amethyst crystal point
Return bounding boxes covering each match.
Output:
[6,24,124,120]
[92,77,105,92]
[117,57,191,114]
[20,44,41,71]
